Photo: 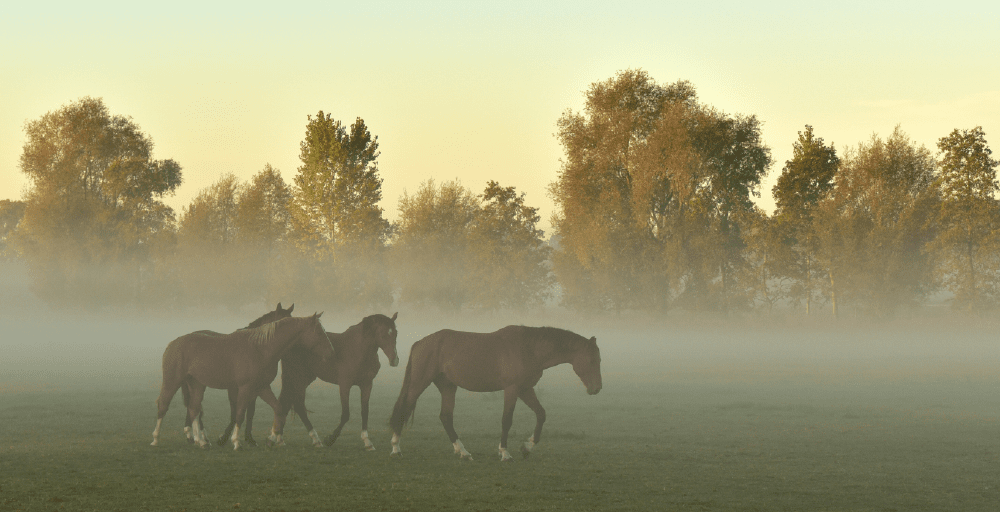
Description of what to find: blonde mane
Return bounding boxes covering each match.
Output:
[246,321,277,346]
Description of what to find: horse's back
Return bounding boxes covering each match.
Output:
[410,327,535,391]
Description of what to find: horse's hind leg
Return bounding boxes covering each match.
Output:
[498,386,518,461]
[518,387,546,458]
[217,388,239,446]
[434,378,472,460]
[244,393,258,447]
[187,382,210,449]
[152,376,183,446]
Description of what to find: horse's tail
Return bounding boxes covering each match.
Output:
[389,354,416,434]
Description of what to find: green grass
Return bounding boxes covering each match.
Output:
[3,322,1000,511]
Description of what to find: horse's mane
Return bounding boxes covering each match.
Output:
[246,309,283,329]
[521,326,587,352]
[246,321,278,346]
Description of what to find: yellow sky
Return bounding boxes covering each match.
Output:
[2,1,998,233]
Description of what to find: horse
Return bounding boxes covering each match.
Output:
[151,313,333,450]
[183,303,295,446]
[388,325,602,461]
[262,312,400,449]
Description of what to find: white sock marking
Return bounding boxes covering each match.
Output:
[498,444,513,461]
[309,429,322,447]
[151,418,162,446]
[362,430,375,450]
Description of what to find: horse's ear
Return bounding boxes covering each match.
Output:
[287,304,294,313]
[391,312,398,321]
[276,302,282,310]
[589,336,597,344]
[314,311,323,319]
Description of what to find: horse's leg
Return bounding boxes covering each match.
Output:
[245,393,258,447]
[498,386,518,461]
[187,382,210,449]
[230,387,254,450]
[359,380,375,451]
[324,384,352,446]
[217,388,239,446]
[152,377,183,446]
[249,386,280,448]
[518,387,546,458]
[181,383,195,444]
[390,369,435,457]
[294,395,321,447]
[434,378,472,460]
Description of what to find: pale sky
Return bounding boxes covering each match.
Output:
[2,1,997,234]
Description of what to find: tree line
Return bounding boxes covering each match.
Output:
[2,70,997,316]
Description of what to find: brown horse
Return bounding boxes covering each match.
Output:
[263,312,400,449]
[388,326,602,461]
[151,313,333,450]
[187,303,296,447]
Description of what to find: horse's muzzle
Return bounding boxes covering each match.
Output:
[587,385,602,395]
[390,355,400,367]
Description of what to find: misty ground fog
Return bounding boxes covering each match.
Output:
[3,302,998,413]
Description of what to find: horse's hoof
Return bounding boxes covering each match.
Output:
[186,437,194,445]
[365,445,376,451]
[216,436,227,447]
[246,437,257,448]
[520,445,531,459]
[390,451,402,458]
[324,435,337,445]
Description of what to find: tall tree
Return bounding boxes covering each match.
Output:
[390,179,479,310]
[290,113,391,308]
[815,127,938,317]
[175,174,244,309]
[467,181,553,310]
[932,126,999,311]
[772,125,840,314]
[235,164,294,306]
[16,97,181,307]
[551,70,771,313]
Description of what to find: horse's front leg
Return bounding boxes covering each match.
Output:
[498,387,518,461]
[187,383,210,449]
[359,381,375,451]
[324,384,352,446]
[518,387,546,458]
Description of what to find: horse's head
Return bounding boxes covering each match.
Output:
[247,302,295,329]
[364,312,400,367]
[571,336,602,395]
[300,312,334,362]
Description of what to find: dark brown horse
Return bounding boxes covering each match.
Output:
[388,326,602,461]
[263,313,400,449]
[152,313,333,450]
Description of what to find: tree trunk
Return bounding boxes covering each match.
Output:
[829,271,838,318]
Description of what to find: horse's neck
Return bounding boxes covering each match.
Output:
[329,326,374,360]
[537,339,575,369]
[259,319,300,361]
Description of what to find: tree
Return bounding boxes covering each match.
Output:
[16,97,181,307]
[0,200,26,260]
[550,70,771,313]
[932,127,999,311]
[390,179,479,310]
[772,125,840,314]
[234,164,294,306]
[815,127,938,317]
[290,113,391,308]
[175,174,244,309]
[467,181,553,310]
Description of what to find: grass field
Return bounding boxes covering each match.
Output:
[2,313,999,511]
